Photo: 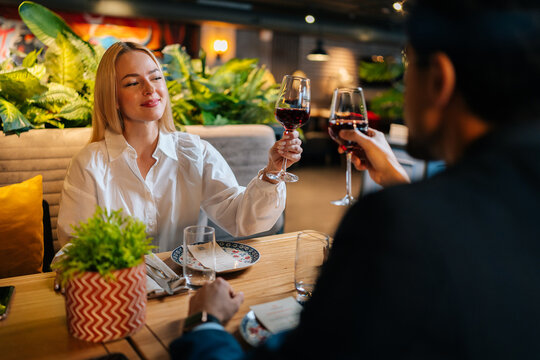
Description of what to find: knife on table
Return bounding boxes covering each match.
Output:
[146,265,174,295]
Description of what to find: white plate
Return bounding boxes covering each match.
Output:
[240,310,271,347]
[171,241,260,274]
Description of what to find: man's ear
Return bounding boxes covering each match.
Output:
[427,52,456,108]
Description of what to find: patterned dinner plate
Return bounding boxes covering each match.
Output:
[171,241,260,274]
[240,310,271,347]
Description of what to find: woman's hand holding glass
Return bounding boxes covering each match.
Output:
[266,75,310,183]
[339,128,410,187]
[262,130,303,183]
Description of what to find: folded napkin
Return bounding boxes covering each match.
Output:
[188,242,252,273]
[144,253,187,298]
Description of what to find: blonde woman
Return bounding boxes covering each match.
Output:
[57,42,302,251]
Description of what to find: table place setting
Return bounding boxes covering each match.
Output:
[145,253,188,298]
[241,297,303,346]
[171,240,260,274]
[188,241,257,273]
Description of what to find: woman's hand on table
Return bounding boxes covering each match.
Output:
[188,278,244,324]
[339,128,411,187]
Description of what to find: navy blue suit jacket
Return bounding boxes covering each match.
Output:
[171,122,540,359]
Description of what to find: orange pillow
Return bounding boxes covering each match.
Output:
[0,175,44,278]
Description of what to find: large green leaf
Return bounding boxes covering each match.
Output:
[44,33,85,92]
[162,44,199,84]
[0,96,32,134]
[30,82,79,112]
[18,1,95,57]
[21,103,60,128]
[57,97,92,122]
[64,31,100,79]
[0,68,47,104]
[209,58,257,88]
[22,48,41,68]
[26,63,47,81]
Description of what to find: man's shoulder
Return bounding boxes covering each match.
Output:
[340,172,465,241]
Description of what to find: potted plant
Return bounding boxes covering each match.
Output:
[52,206,154,343]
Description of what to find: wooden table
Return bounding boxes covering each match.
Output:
[0,231,301,360]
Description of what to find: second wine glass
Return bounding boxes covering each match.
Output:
[327,87,368,206]
[266,75,311,183]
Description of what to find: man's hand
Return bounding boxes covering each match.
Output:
[340,128,410,187]
[187,278,244,324]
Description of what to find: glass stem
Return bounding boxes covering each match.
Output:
[346,151,353,200]
[279,157,288,174]
[280,130,290,174]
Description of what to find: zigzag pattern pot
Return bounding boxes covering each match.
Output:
[65,263,147,343]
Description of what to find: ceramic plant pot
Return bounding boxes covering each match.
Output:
[64,262,147,342]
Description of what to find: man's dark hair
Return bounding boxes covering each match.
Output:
[405,0,540,125]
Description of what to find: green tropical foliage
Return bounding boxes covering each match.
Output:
[0,1,101,135]
[162,44,279,128]
[359,58,405,121]
[358,60,404,83]
[52,206,154,284]
[369,84,405,121]
[0,1,278,135]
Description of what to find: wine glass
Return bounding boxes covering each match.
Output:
[327,87,368,206]
[266,75,311,183]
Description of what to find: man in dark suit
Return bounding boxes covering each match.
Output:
[170,0,540,358]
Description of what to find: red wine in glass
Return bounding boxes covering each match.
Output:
[328,87,368,206]
[328,113,368,151]
[266,75,311,183]
[276,108,310,130]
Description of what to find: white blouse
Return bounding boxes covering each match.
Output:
[57,130,285,252]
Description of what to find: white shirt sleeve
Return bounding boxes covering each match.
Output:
[198,140,286,237]
[56,147,101,248]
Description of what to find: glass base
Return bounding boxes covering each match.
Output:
[265,170,298,183]
[330,195,356,207]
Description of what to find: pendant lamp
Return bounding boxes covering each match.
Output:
[307,39,329,62]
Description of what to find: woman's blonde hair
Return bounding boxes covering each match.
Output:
[90,41,176,142]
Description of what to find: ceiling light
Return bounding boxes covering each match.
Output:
[307,39,329,62]
[213,39,228,53]
[392,2,403,11]
[305,15,315,24]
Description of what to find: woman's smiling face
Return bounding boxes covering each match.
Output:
[115,50,168,125]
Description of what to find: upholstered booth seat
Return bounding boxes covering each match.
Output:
[0,125,282,253]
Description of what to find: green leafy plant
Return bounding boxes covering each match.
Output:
[359,58,405,121]
[0,2,278,135]
[358,59,404,83]
[52,206,154,284]
[0,1,102,135]
[369,83,405,121]
[162,44,279,128]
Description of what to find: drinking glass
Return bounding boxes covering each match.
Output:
[295,230,330,303]
[327,87,368,206]
[182,226,216,289]
[266,75,311,183]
